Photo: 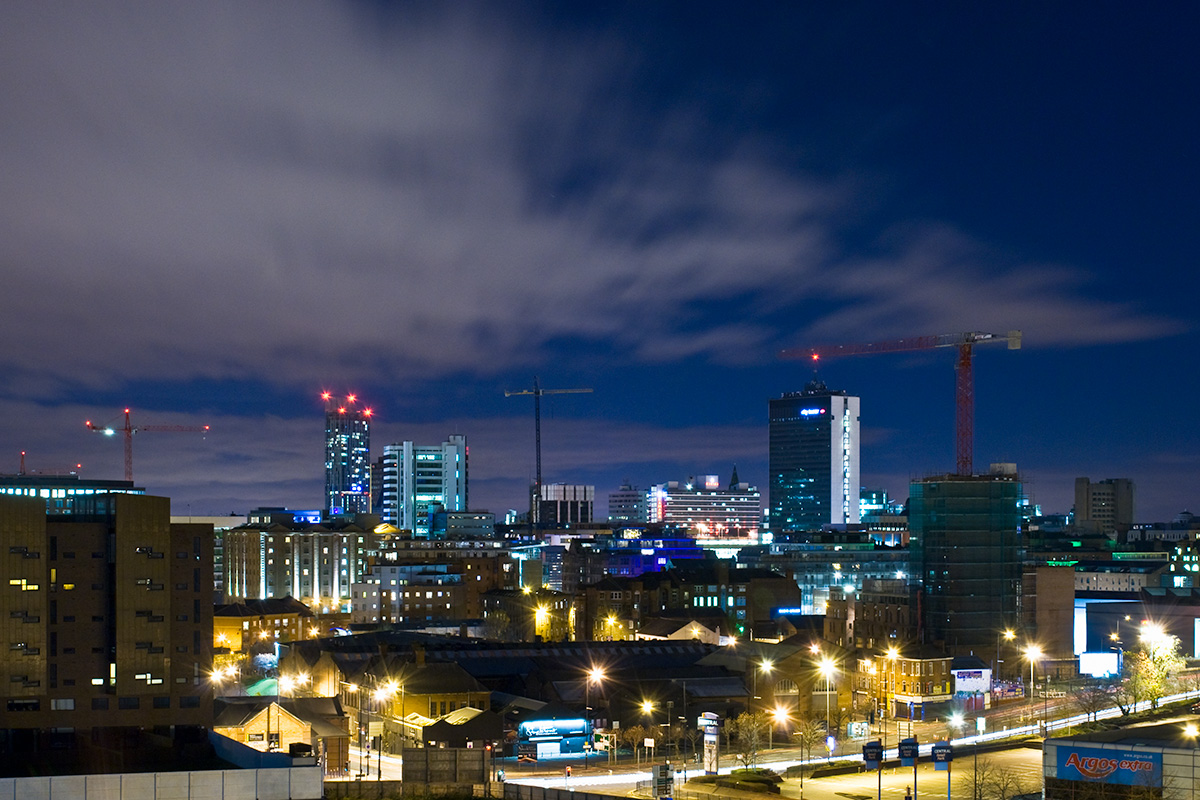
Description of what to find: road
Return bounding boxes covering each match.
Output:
[776,747,1043,800]
[507,744,1043,799]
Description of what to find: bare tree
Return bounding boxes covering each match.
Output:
[791,715,825,790]
[726,711,769,767]
[1074,683,1114,723]
[976,756,1034,800]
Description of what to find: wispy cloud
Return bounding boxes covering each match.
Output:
[0,3,1176,399]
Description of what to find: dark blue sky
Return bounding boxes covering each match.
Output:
[1,3,1195,520]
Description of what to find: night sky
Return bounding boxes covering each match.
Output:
[2,3,1196,521]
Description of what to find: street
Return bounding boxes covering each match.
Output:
[775,746,1043,800]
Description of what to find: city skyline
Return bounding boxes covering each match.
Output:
[1,4,1197,520]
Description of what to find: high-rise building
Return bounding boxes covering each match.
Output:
[380,436,468,536]
[323,392,372,516]
[607,481,649,523]
[1074,477,1135,537]
[647,473,760,534]
[0,493,213,745]
[768,380,860,532]
[909,469,1022,654]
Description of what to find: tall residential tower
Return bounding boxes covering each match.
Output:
[323,392,372,516]
[768,380,860,532]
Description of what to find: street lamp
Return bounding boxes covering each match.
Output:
[770,705,790,751]
[343,683,365,778]
[1024,645,1043,727]
[818,657,837,742]
[752,658,774,710]
[641,700,656,765]
[585,666,604,768]
[373,683,398,780]
[997,628,1015,681]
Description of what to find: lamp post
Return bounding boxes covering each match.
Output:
[819,657,836,731]
[374,682,398,781]
[757,658,773,712]
[343,683,364,778]
[642,700,657,765]
[997,629,1015,682]
[585,666,604,768]
[1024,645,1043,728]
[770,705,790,752]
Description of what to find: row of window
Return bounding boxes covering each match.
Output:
[5,696,201,712]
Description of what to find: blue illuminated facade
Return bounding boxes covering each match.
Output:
[324,394,371,516]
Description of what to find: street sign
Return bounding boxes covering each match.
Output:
[863,740,883,770]
[932,742,953,771]
[899,737,918,767]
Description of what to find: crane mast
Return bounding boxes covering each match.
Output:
[85,408,210,482]
[781,330,1021,476]
[504,377,592,492]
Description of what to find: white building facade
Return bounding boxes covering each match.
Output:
[381,436,468,536]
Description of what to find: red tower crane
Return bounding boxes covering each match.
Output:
[85,408,210,482]
[780,330,1021,476]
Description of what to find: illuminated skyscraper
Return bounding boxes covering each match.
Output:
[323,392,372,516]
[380,435,468,536]
[768,380,860,532]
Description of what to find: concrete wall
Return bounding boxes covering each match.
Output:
[0,767,323,800]
[401,746,487,785]
[503,783,626,800]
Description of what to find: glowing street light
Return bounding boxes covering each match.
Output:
[584,667,605,768]
[1024,644,1043,728]
[770,705,791,750]
[818,657,837,740]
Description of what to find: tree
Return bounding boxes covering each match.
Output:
[726,711,769,767]
[1074,683,1114,723]
[975,756,1034,800]
[791,715,825,790]
[1125,626,1186,709]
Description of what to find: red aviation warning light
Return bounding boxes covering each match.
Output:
[346,394,357,403]
[363,408,373,417]
[781,330,1021,476]
[321,391,332,401]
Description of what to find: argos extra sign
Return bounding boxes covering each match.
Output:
[1057,746,1161,787]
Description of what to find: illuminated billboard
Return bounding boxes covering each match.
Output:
[1056,746,1161,788]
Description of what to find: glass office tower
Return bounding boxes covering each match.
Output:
[768,380,860,532]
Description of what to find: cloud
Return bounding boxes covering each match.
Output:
[0,3,1177,401]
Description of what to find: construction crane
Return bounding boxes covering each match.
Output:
[780,330,1021,476]
[18,451,82,476]
[85,408,210,482]
[504,377,592,492]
